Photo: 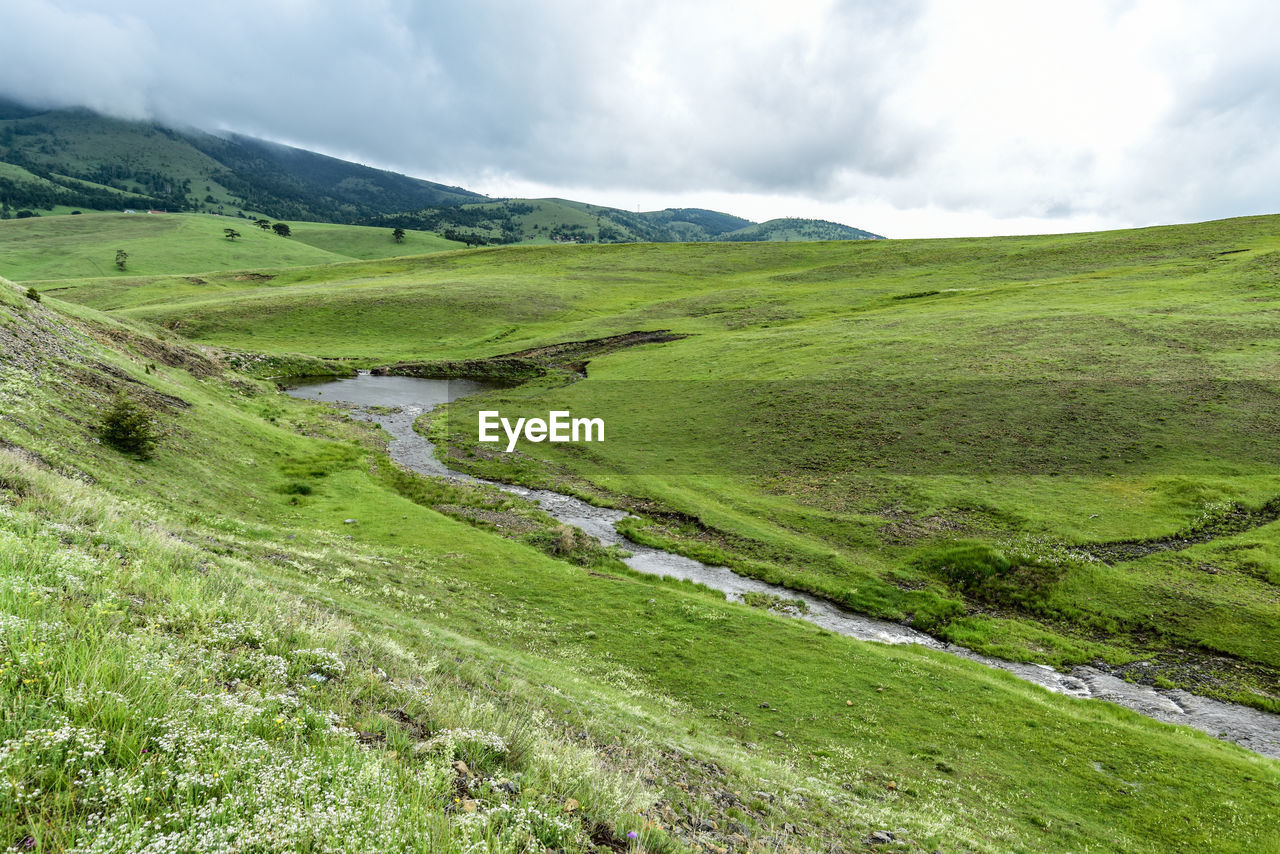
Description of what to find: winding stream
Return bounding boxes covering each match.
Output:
[285,373,1280,760]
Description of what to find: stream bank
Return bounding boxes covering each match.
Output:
[285,373,1280,760]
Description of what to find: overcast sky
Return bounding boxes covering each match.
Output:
[0,0,1276,238]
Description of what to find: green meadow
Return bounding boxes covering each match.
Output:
[0,212,462,281]
[2,211,1279,851]
[30,214,1280,711]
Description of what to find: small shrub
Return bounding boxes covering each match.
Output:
[742,591,809,614]
[416,727,510,775]
[24,287,40,302]
[522,524,614,566]
[907,594,965,632]
[914,541,1067,611]
[554,525,577,555]
[290,648,347,681]
[222,650,289,685]
[0,470,35,497]
[914,543,1011,591]
[98,395,157,459]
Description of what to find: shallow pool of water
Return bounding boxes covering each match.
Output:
[285,374,494,409]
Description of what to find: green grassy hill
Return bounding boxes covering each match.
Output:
[286,220,462,259]
[0,98,481,221]
[0,159,147,215]
[721,217,880,241]
[2,254,1280,852]
[0,212,463,280]
[34,215,1280,715]
[375,199,882,246]
[0,99,884,245]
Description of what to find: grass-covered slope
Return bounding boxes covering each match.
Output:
[0,99,482,221]
[0,100,883,245]
[3,277,1280,852]
[0,160,152,216]
[374,199,883,246]
[0,213,462,281]
[286,220,463,260]
[37,216,1280,710]
[721,217,881,241]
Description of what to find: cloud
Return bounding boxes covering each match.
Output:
[0,1,157,117]
[0,0,1277,236]
[1111,3,1280,224]
[880,0,1280,228]
[0,0,930,186]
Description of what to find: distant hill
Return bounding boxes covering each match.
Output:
[372,201,883,245]
[0,98,480,223]
[721,217,880,242]
[0,97,884,244]
[0,212,464,281]
[182,132,482,221]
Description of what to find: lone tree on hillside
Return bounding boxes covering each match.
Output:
[392,227,406,244]
[272,222,291,237]
[255,218,272,230]
[114,249,128,271]
[223,228,241,241]
[99,395,157,459]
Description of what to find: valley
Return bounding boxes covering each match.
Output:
[0,101,880,249]
[27,214,1280,713]
[289,370,1280,759]
[1,210,1279,852]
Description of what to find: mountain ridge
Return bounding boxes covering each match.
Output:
[0,97,884,244]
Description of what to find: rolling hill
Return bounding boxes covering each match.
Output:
[0,98,883,245]
[0,212,463,281]
[373,200,882,246]
[0,97,481,222]
[2,220,1279,852]
[31,214,1280,720]
[8,89,1278,854]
